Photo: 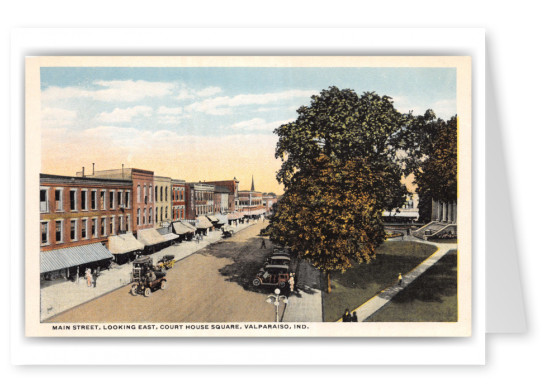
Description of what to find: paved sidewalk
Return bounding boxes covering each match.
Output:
[40,221,256,321]
[281,260,323,322]
[339,241,457,322]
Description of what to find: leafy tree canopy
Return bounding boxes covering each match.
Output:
[269,87,408,280]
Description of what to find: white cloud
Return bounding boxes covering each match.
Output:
[230,117,295,132]
[157,106,183,115]
[196,86,222,97]
[96,105,153,123]
[186,89,316,115]
[41,107,77,128]
[176,84,222,100]
[42,80,175,102]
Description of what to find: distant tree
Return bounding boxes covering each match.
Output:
[270,87,408,291]
[400,112,457,222]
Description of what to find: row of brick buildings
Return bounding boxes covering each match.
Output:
[39,166,277,281]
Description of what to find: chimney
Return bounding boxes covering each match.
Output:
[82,166,85,177]
[92,163,95,175]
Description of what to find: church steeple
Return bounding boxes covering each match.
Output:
[251,175,255,191]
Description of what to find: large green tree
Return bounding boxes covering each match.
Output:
[399,112,458,222]
[269,87,408,291]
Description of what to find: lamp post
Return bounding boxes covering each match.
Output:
[266,288,288,322]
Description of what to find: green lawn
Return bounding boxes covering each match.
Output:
[366,250,457,322]
[322,240,437,322]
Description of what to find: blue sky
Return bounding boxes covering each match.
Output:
[40,66,456,192]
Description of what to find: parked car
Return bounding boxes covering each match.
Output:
[252,264,290,289]
[264,254,291,267]
[157,254,175,270]
[130,256,167,297]
[272,247,290,256]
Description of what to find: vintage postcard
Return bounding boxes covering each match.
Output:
[25,56,471,337]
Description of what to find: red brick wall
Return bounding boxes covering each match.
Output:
[40,181,132,252]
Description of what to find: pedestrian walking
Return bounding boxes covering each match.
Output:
[398,273,403,286]
[288,273,295,293]
[351,312,358,322]
[342,309,352,322]
[195,234,200,244]
[92,270,97,288]
[85,268,92,287]
[260,238,266,249]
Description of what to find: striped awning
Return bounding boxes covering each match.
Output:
[172,221,194,235]
[108,233,144,255]
[137,228,166,246]
[196,215,213,229]
[40,242,113,274]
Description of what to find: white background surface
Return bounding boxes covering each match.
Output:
[1,0,547,388]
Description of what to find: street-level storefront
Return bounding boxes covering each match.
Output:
[137,228,170,254]
[157,226,179,247]
[172,221,195,241]
[108,233,144,264]
[40,242,114,284]
[195,215,213,236]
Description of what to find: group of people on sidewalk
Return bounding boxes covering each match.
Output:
[84,268,99,288]
[342,309,359,322]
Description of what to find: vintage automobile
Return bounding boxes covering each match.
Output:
[157,254,176,270]
[264,254,291,267]
[222,230,233,239]
[130,256,167,297]
[272,247,290,256]
[252,264,290,289]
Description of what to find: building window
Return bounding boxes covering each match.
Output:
[70,190,77,210]
[125,191,131,208]
[119,215,123,232]
[137,185,141,204]
[126,215,131,232]
[143,208,146,225]
[81,189,88,210]
[81,218,88,239]
[109,191,115,209]
[149,186,152,203]
[155,207,158,223]
[155,186,158,202]
[55,220,63,243]
[149,207,152,224]
[70,219,77,241]
[55,189,63,211]
[101,217,106,236]
[100,190,106,210]
[91,190,97,210]
[118,191,123,208]
[136,209,140,227]
[40,188,49,213]
[110,217,115,235]
[41,221,49,245]
[165,206,168,219]
[92,218,97,237]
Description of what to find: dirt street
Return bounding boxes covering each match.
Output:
[48,221,283,323]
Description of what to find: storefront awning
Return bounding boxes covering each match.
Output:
[40,242,113,274]
[137,228,166,246]
[214,213,228,225]
[227,212,240,220]
[196,215,213,229]
[206,215,219,223]
[172,221,195,235]
[182,221,197,232]
[108,233,144,255]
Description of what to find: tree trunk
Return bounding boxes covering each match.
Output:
[327,271,331,293]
